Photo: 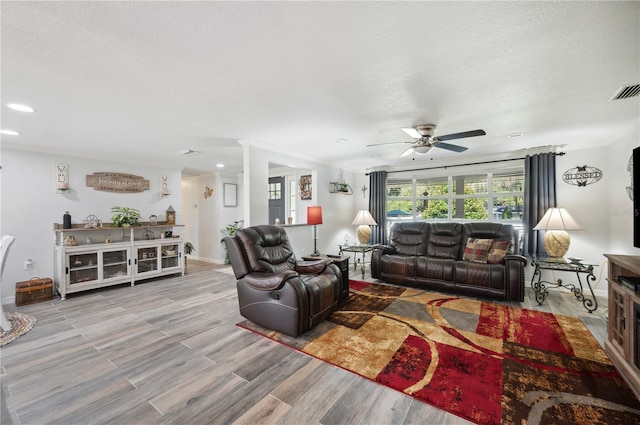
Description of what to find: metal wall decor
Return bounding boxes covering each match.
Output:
[204,186,213,199]
[86,172,150,193]
[299,175,312,200]
[562,165,602,187]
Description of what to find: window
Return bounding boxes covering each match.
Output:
[268,181,281,200]
[386,170,524,224]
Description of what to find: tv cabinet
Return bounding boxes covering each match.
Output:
[604,254,640,398]
[54,223,184,300]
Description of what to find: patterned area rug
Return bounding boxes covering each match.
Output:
[238,280,640,425]
[1,312,36,346]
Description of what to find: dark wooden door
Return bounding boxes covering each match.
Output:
[268,176,285,225]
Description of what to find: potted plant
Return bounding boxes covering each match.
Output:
[183,242,196,273]
[110,207,141,227]
[220,220,243,264]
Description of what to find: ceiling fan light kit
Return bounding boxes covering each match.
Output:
[413,145,432,155]
[368,124,486,157]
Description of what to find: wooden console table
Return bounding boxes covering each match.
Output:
[604,254,640,399]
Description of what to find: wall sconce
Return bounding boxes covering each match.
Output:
[55,163,70,193]
[161,175,170,197]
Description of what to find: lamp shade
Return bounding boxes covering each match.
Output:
[307,206,323,225]
[351,210,377,226]
[352,210,377,245]
[533,208,582,231]
[533,208,582,258]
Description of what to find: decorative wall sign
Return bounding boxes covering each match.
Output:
[299,175,312,200]
[86,172,150,193]
[562,165,602,187]
[204,186,213,199]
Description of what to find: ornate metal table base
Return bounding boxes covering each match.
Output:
[531,258,598,313]
[339,245,372,280]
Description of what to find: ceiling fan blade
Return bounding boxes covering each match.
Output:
[433,129,486,142]
[400,146,415,157]
[433,142,468,152]
[366,141,414,147]
[401,127,422,139]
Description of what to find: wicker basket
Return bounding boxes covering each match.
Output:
[15,277,53,306]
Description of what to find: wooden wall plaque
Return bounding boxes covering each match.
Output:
[86,172,150,193]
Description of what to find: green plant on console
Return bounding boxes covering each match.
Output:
[111,206,141,227]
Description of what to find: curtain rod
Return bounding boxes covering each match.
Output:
[366,152,565,175]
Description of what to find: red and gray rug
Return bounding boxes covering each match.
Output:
[1,312,36,346]
[238,280,640,424]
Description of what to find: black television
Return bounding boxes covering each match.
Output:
[635,146,640,248]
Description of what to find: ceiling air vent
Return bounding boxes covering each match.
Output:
[610,84,640,100]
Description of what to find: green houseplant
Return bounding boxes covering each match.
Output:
[111,207,141,227]
[183,242,196,273]
[220,220,243,264]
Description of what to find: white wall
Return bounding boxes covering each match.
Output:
[181,172,242,264]
[1,148,182,304]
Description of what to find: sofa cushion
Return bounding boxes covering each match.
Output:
[426,222,464,259]
[487,240,511,264]
[463,238,493,263]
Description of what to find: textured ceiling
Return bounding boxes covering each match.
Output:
[1,1,638,175]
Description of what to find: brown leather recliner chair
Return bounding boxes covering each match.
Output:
[224,225,342,337]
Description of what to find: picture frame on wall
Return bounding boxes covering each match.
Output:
[224,183,237,207]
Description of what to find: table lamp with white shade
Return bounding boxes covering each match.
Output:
[352,210,377,245]
[533,207,583,258]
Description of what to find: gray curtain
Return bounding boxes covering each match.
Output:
[523,153,557,256]
[369,171,387,244]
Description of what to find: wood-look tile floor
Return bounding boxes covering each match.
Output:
[0,260,608,425]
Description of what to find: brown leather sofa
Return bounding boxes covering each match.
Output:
[371,222,527,302]
[224,225,342,336]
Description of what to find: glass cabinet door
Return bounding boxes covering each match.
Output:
[68,252,99,284]
[103,249,130,280]
[161,243,181,270]
[136,246,160,275]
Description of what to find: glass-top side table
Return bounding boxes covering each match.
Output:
[338,245,373,279]
[530,256,598,312]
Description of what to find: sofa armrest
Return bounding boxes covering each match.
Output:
[243,271,299,290]
[296,259,331,275]
[503,254,528,266]
[371,244,396,255]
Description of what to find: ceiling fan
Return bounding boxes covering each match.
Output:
[368,124,486,157]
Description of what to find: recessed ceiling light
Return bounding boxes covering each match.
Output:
[7,103,35,112]
[336,139,347,143]
[508,132,524,138]
[0,129,20,136]
[216,163,224,168]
